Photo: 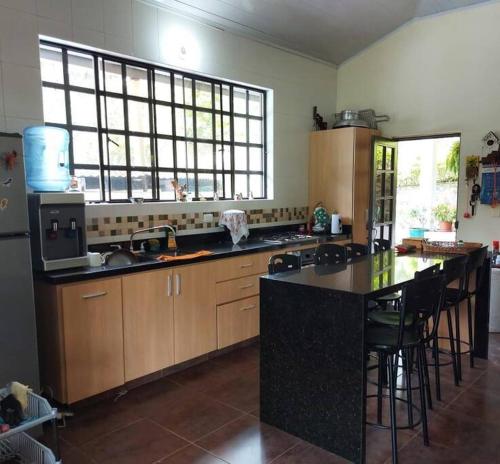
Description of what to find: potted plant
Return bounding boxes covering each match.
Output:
[432,204,456,232]
[408,208,428,238]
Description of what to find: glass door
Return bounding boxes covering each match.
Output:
[369,138,398,248]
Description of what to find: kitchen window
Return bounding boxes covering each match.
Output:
[39,40,267,202]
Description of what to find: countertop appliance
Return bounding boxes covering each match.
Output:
[0,132,39,388]
[331,214,343,234]
[490,267,500,332]
[28,192,88,271]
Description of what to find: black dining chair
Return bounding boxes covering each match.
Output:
[345,242,369,260]
[368,264,441,327]
[314,243,347,265]
[374,238,392,252]
[268,253,301,274]
[463,246,488,369]
[367,272,446,464]
[429,254,468,400]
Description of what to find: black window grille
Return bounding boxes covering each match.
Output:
[39,40,267,202]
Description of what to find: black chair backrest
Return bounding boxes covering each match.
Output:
[398,273,446,347]
[314,244,347,266]
[373,239,391,252]
[268,254,301,274]
[345,243,369,259]
[443,254,468,286]
[415,263,441,281]
[465,246,488,293]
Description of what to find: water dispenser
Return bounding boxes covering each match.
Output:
[23,126,70,192]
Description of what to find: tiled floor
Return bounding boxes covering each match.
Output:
[54,335,500,463]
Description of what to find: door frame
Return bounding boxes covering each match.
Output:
[376,132,462,243]
[369,136,398,248]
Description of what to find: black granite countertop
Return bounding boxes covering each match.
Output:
[37,233,350,285]
[263,250,456,298]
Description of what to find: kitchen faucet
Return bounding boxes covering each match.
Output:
[129,224,176,252]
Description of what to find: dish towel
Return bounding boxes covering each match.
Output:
[219,209,249,244]
[156,250,213,262]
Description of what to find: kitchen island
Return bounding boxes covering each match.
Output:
[259,250,490,464]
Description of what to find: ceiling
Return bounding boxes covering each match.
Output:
[151,0,490,64]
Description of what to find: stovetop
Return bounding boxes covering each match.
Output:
[258,231,317,244]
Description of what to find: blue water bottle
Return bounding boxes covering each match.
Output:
[23,126,70,191]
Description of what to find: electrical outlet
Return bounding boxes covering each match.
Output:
[203,213,213,223]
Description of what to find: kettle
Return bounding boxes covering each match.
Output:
[331,214,342,234]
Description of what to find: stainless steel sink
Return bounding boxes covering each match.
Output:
[104,249,190,267]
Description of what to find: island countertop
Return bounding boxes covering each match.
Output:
[262,250,451,298]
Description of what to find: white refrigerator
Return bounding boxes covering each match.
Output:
[0,132,39,389]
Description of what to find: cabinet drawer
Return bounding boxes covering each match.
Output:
[214,252,269,282]
[216,274,260,305]
[217,296,259,349]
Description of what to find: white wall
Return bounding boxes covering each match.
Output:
[337,0,500,246]
[0,0,337,220]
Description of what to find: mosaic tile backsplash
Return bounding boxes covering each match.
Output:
[86,206,309,239]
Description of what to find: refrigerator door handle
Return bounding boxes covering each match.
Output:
[81,291,107,300]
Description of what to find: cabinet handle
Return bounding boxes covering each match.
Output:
[240,263,253,268]
[175,274,181,296]
[81,291,107,300]
[167,275,172,297]
[240,304,256,311]
[239,283,254,290]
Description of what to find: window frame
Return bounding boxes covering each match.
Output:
[40,39,268,203]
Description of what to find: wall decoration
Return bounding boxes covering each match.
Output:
[312,106,328,131]
[1,178,12,188]
[464,155,480,218]
[480,170,500,205]
[0,198,8,210]
[2,150,17,171]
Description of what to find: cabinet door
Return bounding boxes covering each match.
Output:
[122,269,174,381]
[173,263,216,363]
[217,295,260,349]
[61,278,124,403]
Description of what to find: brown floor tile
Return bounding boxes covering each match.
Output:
[211,345,260,372]
[82,419,188,464]
[168,359,244,393]
[196,415,299,464]
[446,386,500,425]
[60,401,141,446]
[365,426,416,464]
[418,407,500,454]
[119,377,185,418]
[146,387,244,441]
[271,440,351,464]
[203,368,259,412]
[159,445,228,463]
[394,440,472,464]
[56,438,96,464]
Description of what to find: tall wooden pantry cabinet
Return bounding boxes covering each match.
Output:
[309,127,379,244]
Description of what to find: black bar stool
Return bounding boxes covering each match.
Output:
[314,243,347,265]
[461,246,488,372]
[367,272,445,464]
[345,242,369,260]
[268,253,301,274]
[429,254,467,400]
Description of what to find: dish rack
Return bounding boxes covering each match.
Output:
[421,240,482,254]
[0,387,60,463]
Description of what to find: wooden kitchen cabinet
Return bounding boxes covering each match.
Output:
[309,127,379,244]
[60,277,124,403]
[122,269,174,381]
[217,295,260,349]
[173,262,217,363]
